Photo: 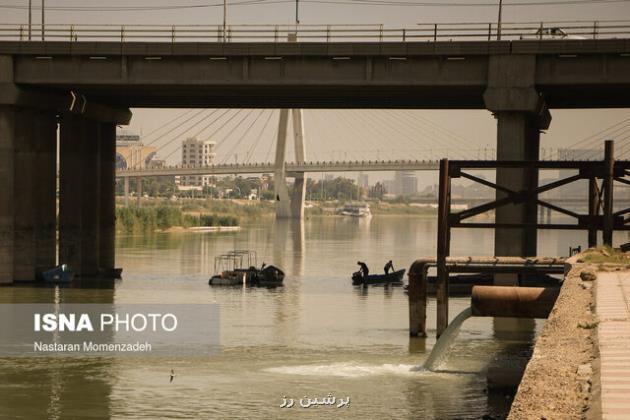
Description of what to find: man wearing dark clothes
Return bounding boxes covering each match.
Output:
[357,261,369,277]
[384,260,394,274]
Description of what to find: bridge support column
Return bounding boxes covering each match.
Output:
[59,114,101,277]
[493,112,544,260]
[0,106,57,283]
[274,108,307,219]
[99,122,116,270]
[124,177,129,207]
[136,177,142,207]
[484,55,551,262]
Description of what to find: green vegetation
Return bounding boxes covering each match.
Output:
[115,205,239,234]
[580,246,629,264]
[371,203,437,216]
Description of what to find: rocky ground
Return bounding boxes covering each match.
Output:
[507,258,600,419]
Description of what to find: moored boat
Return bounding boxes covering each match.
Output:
[352,269,405,286]
[39,264,75,284]
[208,250,285,287]
[209,271,247,286]
[338,202,372,218]
[256,265,285,287]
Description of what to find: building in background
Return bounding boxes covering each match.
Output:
[388,171,418,196]
[358,172,369,189]
[178,137,217,187]
[116,129,157,170]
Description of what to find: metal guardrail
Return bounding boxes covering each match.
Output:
[1,21,629,43]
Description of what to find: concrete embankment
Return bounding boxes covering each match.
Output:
[509,250,630,419]
[508,257,600,419]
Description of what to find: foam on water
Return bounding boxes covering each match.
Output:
[264,362,420,378]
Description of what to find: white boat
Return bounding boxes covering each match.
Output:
[338,202,372,218]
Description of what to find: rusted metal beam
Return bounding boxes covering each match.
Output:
[471,285,560,319]
[436,158,451,337]
[408,260,428,337]
[603,140,615,245]
[588,177,599,247]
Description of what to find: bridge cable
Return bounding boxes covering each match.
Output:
[154,109,222,155]
[569,118,630,159]
[145,109,209,148]
[244,109,276,164]
[385,110,476,158]
[141,109,195,144]
[219,109,267,164]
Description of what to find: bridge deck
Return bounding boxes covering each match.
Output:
[1,39,629,108]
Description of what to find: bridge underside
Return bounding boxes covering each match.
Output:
[1,39,630,282]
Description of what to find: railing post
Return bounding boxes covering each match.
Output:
[379,24,383,42]
[402,28,406,42]
[588,177,599,248]
[217,25,222,42]
[408,261,428,337]
[436,158,450,337]
[603,140,614,246]
[70,25,74,42]
[488,23,492,41]
[433,24,438,42]
[593,21,599,39]
[172,26,175,43]
[19,25,24,41]
[120,26,124,43]
[539,22,544,40]
[274,25,278,42]
[326,25,330,42]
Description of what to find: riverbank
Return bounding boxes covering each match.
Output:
[509,248,630,419]
[115,197,439,220]
[115,205,239,234]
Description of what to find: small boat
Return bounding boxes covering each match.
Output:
[208,250,286,287]
[256,265,285,287]
[97,267,123,279]
[338,202,372,218]
[352,269,405,286]
[209,271,246,286]
[39,264,74,284]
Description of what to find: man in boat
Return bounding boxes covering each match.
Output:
[357,261,369,277]
[384,260,394,274]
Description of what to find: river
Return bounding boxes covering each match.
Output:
[0,216,616,419]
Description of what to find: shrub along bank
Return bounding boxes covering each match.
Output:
[116,206,239,234]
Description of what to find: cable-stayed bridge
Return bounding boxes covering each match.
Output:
[116,159,440,177]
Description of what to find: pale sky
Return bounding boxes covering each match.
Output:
[3,0,630,184]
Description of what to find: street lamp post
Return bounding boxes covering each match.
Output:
[41,0,45,41]
[28,0,32,40]
[497,0,503,41]
[223,0,227,42]
[295,0,300,25]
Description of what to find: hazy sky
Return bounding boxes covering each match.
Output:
[3,0,630,184]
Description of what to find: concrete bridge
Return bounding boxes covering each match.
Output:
[117,159,441,177]
[1,32,630,283]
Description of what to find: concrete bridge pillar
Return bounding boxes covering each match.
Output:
[0,106,57,283]
[484,55,551,262]
[59,114,102,277]
[274,108,307,219]
[99,122,116,270]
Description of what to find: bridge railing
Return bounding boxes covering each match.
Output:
[1,21,629,43]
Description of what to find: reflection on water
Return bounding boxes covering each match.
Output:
[0,216,616,419]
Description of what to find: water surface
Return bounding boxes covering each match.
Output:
[0,216,604,419]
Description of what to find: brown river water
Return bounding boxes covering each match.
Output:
[0,216,611,419]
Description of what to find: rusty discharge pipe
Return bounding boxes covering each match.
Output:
[471,286,560,319]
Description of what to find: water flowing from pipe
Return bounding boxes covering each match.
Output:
[422,307,472,371]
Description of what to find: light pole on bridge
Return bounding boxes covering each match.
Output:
[497,0,503,41]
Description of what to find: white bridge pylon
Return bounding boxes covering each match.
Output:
[274,108,306,219]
